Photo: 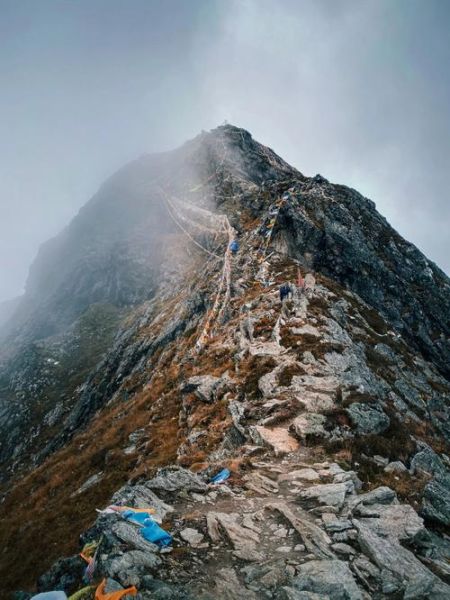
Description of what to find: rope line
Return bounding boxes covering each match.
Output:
[168,195,227,235]
[195,217,235,352]
[158,134,237,352]
[168,202,220,236]
[158,181,235,352]
[160,189,223,259]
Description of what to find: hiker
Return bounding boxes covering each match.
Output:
[279,283,292,303]
[229,240,239,254]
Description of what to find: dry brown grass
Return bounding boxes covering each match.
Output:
[0,229,242,596]
[278,364,306,386]
[253,314,276,338]
[239,355,277,399]
[0,315,196,596]
[371,471,430,510]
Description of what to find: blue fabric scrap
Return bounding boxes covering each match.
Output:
[141,520,173,547]
[210,468,231,484]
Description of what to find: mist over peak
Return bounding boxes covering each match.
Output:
[1,1,450,303]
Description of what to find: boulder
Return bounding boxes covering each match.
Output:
[331,542,356,556]
[291,324,321,338]
[251,425,299,456]
[291,375,339,395]
[145,466,207,494]
[181,375,221,403]
[354,503,424,541]
[111,521,160,553]
[292,560,364,600]
[290,413,328,441]
[410,443,446,477]
[279,468,321,483]
[258,363,284,397]
[267,502,334,559]
[180,527,205,547]
[206,512,263,562]
[354,519,450,598]
[111,483,174,522]
[300,483,350,510]
[107,551,161,587]
[321,514,353,533]
[37,555,85,594]
[350,486,448,597]
[244,471,279,494]
[346,403,390,435]
[384,461,407,474]
[206,512,222,543]
[351,555,380,590]
[332,530,358,543]
[413,528,450,581]
[333,471,362,490]
[372,455,389,467]
[213,568,258,600]
[421,473,450,527]
[249,341,285,357]
[347,486,396,512]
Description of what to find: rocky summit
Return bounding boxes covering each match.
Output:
[1,125,449,600]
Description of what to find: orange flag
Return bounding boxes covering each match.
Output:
[95,579,137,600]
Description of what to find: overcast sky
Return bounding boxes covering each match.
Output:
[1,0,449,301]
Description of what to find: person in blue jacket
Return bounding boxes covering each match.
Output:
[229,240,239,254]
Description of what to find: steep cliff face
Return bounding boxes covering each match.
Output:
[1,125,449,598]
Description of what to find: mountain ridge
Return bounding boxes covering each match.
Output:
[1,125,449,598]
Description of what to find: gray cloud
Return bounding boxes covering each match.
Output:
[1,0,449,300]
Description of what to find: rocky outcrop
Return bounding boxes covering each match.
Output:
[28,452,450,600]
[346,402,390,435]
[422,474,450,527]
[182,373,234,404]
[145,466,208,494]
[279,174,450,380]
[291,560,363,600]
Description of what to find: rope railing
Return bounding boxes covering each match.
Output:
[195,217,235,352]
[158,183,236,352]
[159,188,224,260]
[168,194,227,235]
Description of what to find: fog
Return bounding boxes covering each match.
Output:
[1,0,449,301]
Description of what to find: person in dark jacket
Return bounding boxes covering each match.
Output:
[279,283,292,302]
